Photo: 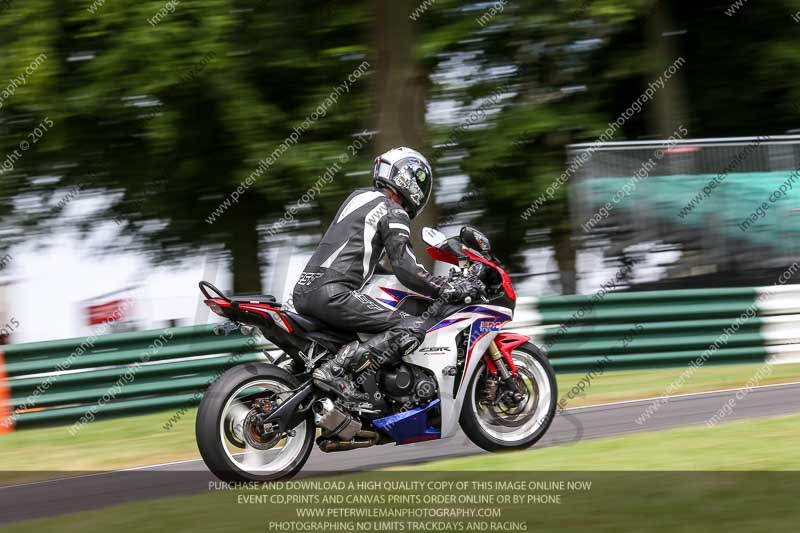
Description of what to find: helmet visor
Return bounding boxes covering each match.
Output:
[391,158,432,215]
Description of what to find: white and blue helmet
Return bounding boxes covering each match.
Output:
[373,147,433,219]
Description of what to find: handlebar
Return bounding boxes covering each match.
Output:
[447,268,488,304]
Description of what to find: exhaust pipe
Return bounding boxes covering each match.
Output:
[313,398,361,441]
[317,430,382,453]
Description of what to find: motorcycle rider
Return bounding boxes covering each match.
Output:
[293,147,483,402]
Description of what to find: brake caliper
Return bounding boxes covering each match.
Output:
[481,376,499,405]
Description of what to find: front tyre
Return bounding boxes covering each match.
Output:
[460,342,557,452]
[196,362,315,482]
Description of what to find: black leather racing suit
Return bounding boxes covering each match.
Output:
[293,188,444,368]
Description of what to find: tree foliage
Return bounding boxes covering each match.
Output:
[2,0,798,295]
[0,0,375,291]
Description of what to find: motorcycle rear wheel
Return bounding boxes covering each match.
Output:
[196,362,315,482]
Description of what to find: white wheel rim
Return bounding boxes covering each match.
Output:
[220,379,308,475]
[470,349,553,443]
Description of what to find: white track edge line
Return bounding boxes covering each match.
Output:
[3,380,800,491]
[562,380,800,411]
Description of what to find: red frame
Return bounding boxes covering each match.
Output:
[426,246,459,265]
[426,243,516,302]
[204,298,293,333]
[239,303,293,333]
[462,247,516,301]
[485,332,529,376]
[205,298,231,311]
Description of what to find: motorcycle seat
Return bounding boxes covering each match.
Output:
[284,311,327,332]
[230,294,278,305]
[284,311,358,347]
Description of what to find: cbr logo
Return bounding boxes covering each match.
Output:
[480,321,503,332]
[420,347,451,352]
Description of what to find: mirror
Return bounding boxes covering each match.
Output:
[460,226,492,256]
[422,227,447,247]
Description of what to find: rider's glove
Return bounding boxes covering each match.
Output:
[469,278,487,301]
[440,277,485,303]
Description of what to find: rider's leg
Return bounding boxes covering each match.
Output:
[313,322,427,403]
[294,283,401,402]
[346,322,426,370]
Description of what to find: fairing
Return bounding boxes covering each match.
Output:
[363,273,513,440]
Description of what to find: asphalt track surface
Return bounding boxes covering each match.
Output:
[2,381,800,524]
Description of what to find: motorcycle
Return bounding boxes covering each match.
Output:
[195,225,557,481]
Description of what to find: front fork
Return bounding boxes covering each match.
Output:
[483,341,524,404]
[487,340,516,378]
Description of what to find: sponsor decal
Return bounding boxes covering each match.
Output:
[352,291,383,311]
[427,317,469,332]
[297,271,323,286]
[479,320,504,332]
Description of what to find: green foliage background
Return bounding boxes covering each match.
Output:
[1,0,798,292]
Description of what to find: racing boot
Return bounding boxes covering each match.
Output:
[360,327,424,368]
[312,341,371,403]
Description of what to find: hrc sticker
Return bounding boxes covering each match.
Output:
[479,321,504,332]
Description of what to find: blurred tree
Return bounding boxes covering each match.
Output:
[416,0,653,293]
[0,0,374,293]
[373,0,438,268]
[666,0,800,137]
[418,0,800,293]
[3,0,799,299]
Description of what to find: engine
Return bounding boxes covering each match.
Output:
[379,364,438,407]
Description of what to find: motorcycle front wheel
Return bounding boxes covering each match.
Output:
[196,362,315,482]
[460,342,557,452]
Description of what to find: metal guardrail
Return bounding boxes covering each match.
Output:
[515,285,800,372]
[1,285,798,431]
[0,325,269,430]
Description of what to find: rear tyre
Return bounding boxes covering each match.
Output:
[196,362,315,482]
[460,342,557,452]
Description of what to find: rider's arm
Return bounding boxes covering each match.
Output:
[378,206,444,299]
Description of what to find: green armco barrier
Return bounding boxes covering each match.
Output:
[538,300,758,323]
[2,324,224,361]
[550,346,770,372]
[8,355,264,409]
[537,286,759,303]
[523,283,800,374]
[542,317,763,357]
[14,392,204,427]
[534,287,760,324]
[8,353,261,391]
[3,336,260,376]
[1,325,269,430]
[2,283,798,430]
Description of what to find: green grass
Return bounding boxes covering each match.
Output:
[406,410,800,471]
[555,361,800,408]
[5,413,800,533]
[0,407,200,484]
[0,361,798,482]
